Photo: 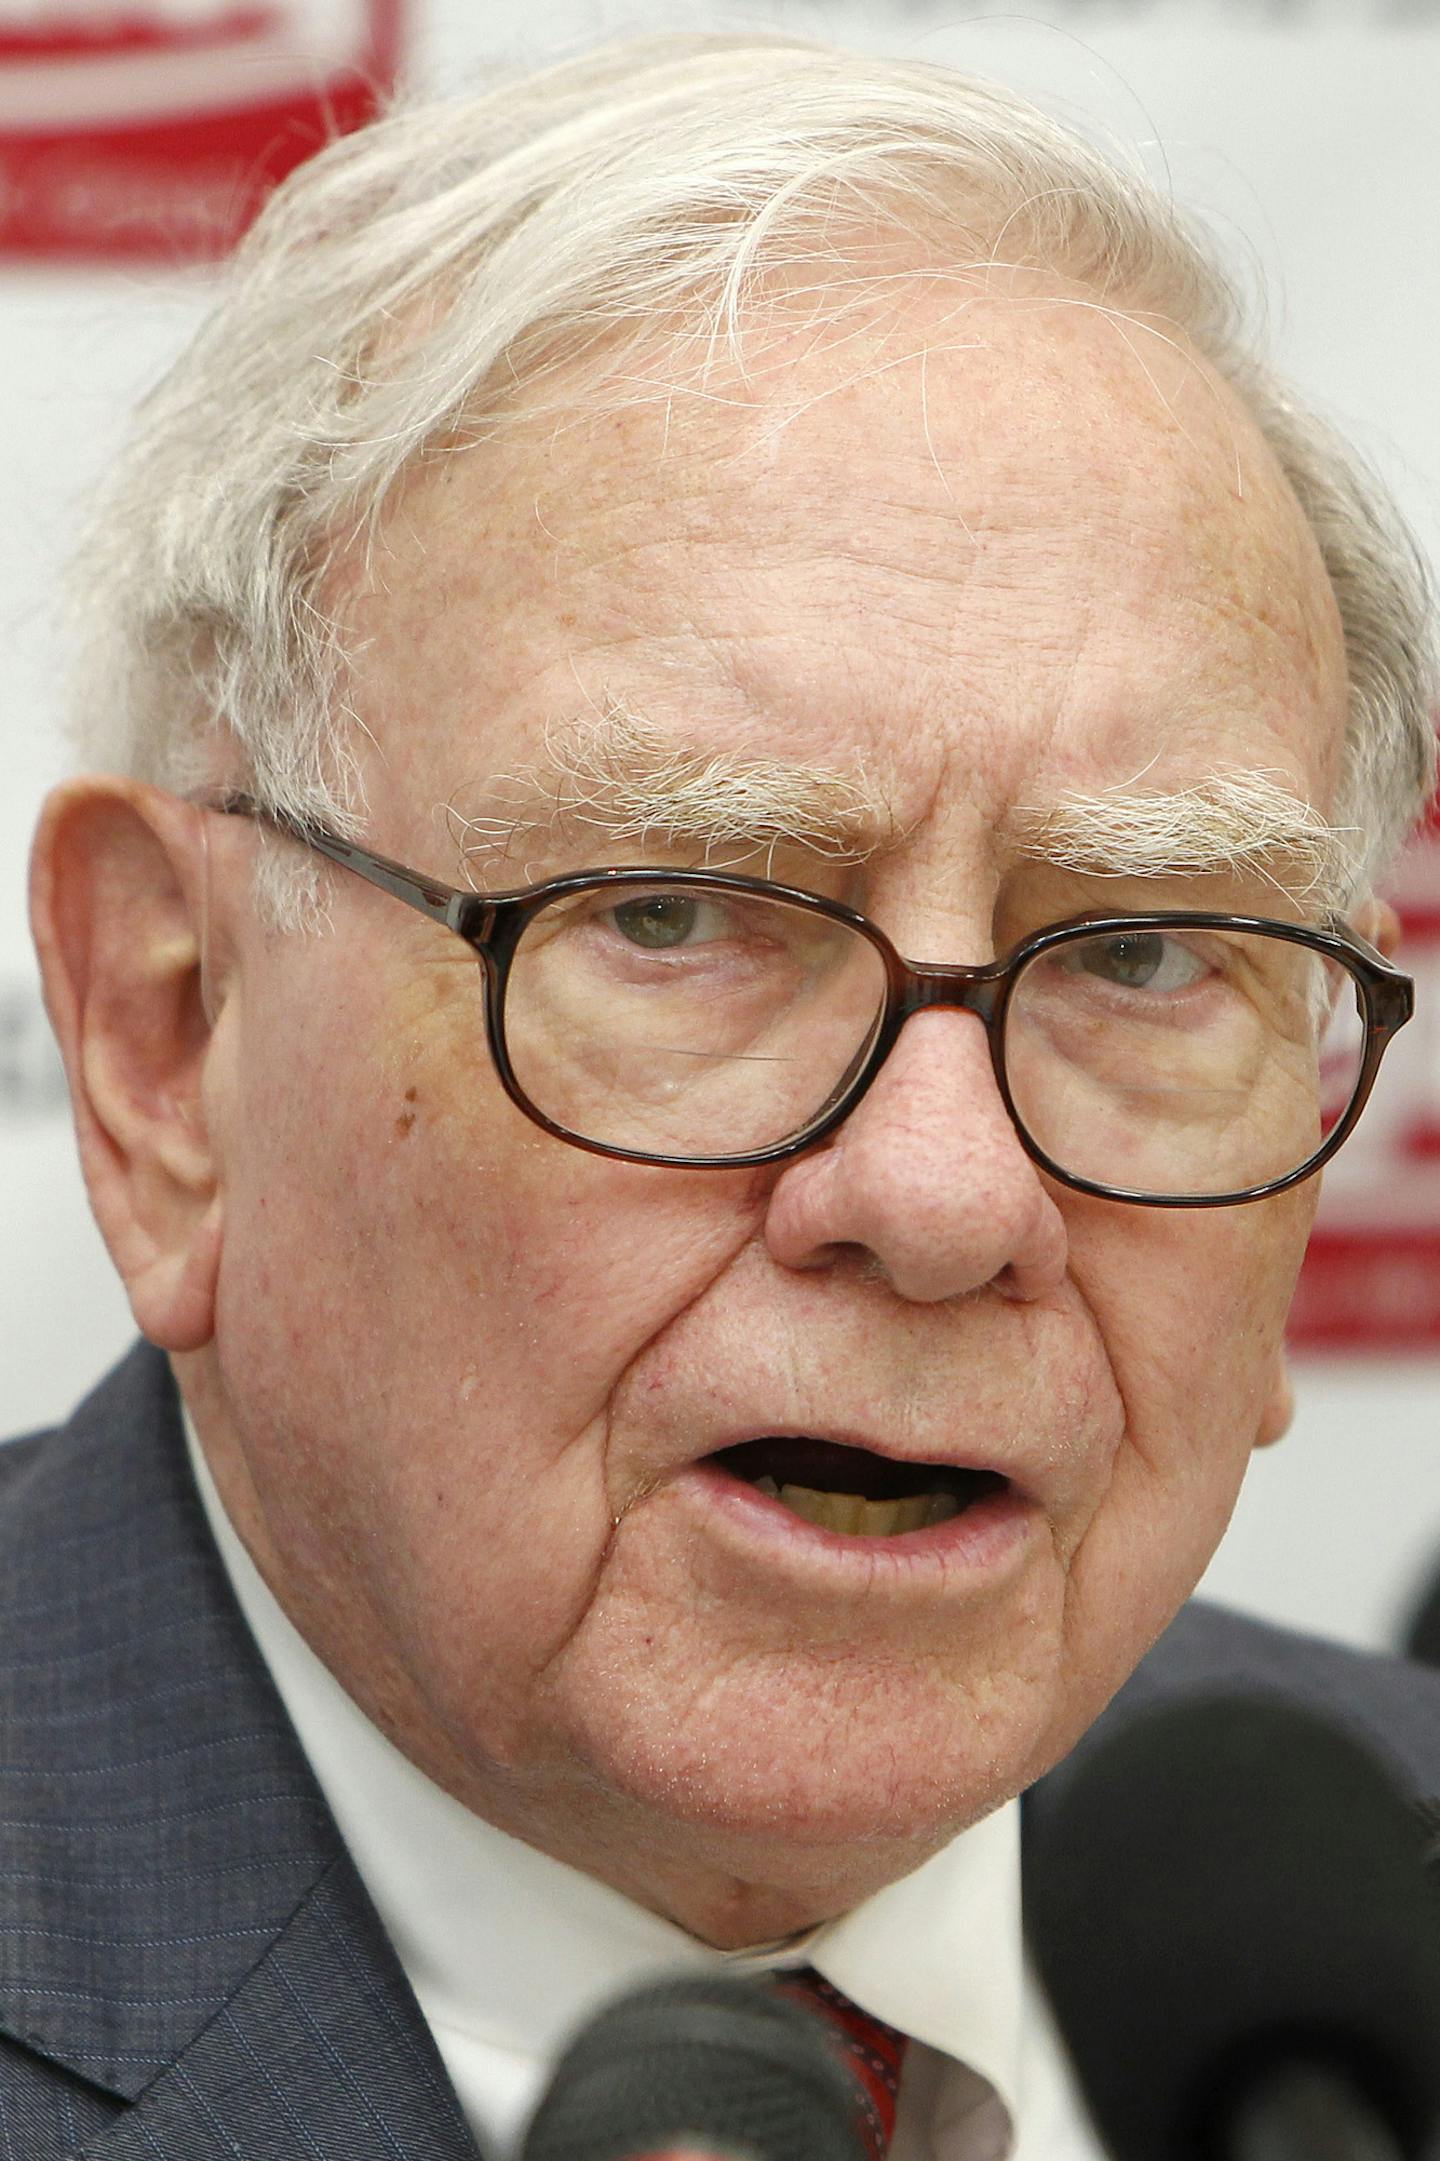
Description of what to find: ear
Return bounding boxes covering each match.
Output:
[1352,894,1403,958]
[29,779,226,1353]
[1253,1353,1295,1450]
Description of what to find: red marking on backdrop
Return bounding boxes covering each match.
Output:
[0,1,402,262]
[1290,784,1440,1352]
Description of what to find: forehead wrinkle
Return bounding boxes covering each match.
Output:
[447,697,901,881]
[1007,770,1360,907]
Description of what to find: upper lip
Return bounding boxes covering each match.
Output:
[696,1424,1023,1495]
[621,1324,1108,1514]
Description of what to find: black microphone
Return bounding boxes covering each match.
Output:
[1403,1558,1440,1669]
[520,1973,870,2161]
[1027,1694,1440,2161]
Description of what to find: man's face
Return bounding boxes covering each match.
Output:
[189,288,1347,1942]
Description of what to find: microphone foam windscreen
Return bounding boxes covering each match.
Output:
[1026,1695,1440,2161]
[520,1973,867,2161]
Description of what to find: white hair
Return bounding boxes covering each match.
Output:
[68,33,1437,917]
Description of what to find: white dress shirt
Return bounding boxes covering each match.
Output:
[185,1426,1105,2159]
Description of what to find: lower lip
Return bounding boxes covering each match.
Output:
[679,1461,1036,1582]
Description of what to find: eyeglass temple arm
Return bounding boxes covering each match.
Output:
[203,791,493,941]
[1324,919,1415,1032]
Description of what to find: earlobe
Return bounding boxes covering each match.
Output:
[1254,1353,1295,1449]
[128,1193,225,1353]
[29,780,227,1353]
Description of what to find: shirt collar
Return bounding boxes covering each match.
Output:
[184,1416,1022,2128]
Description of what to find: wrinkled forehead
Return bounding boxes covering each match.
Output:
[521,277,1340,653]
[342,278,1349,877]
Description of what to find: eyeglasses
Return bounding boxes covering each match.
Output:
[206,792,1414,1206]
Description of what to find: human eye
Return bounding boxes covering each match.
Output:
[1055,928,1212,996]
[605,890,740,952]
[536,882,807,989]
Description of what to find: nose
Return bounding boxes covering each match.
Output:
[763,1007,1069,1304]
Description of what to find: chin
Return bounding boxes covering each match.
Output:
[563,1673,1051,1864]
[593,1745,1024,1946]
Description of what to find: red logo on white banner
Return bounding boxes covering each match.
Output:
[0,0,402,260]
[1291,789,1440,1350]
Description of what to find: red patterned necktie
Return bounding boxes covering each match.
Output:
[775,1967,909,2161]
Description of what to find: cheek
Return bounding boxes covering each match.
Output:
[1077,1181,1310,1437]
[1056,1190,1314,1676]
[224,952,747,1402]
[211,957,767,1695]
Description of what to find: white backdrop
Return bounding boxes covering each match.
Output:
[2,0,1437,1653]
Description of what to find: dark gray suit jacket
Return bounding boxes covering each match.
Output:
[4,1343,1439,2158]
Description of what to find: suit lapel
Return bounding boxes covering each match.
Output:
[0,1345,476,2158]
[76,1853,475,2160]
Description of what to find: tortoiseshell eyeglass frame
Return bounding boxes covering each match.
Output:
[200,791,1414,1206]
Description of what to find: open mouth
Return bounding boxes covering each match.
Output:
[708,1436,1008,1538]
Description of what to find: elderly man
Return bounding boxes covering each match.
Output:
[11,31,1440,2161]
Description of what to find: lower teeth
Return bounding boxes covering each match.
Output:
[751,1476,961,1535]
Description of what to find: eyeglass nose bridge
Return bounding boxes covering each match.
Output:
[891,956,1010,1030]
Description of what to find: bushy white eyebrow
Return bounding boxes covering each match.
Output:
[1008,770,1358,906]
[449,702,1356,907]
[449,699,895,876]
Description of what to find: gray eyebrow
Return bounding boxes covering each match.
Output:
[447,706,1357,909]
[448,699,896,876]
[1005,772,1359,907]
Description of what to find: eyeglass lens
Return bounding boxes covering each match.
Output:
[498,883,1367,1194]
[1004,924,1362,1197]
